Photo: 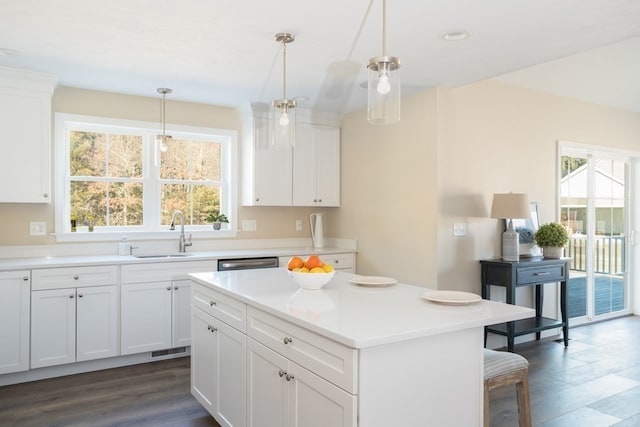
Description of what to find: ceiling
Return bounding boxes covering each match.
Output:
[1,0,639,115]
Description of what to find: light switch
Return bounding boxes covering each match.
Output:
[295,219,302,231]
[453,222,466,236]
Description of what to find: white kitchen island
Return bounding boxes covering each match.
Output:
[189,268,534,427]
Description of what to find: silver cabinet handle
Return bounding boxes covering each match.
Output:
[73,275,79,280]
[174,286,178,290]
[534,272,550,276]
[166,286,171,291]
[206,325,217,332]
[69,294,75,299]
[78,293,84,298]
[43,193,49,198]
[23,276,29,281]
[210,300,217,306]
[283,337,293,345]
[278,370,285,378]
[285,373,294,381]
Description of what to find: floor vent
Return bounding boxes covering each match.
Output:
[151,347,188,359]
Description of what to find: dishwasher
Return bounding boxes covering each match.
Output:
[217,256,280,271]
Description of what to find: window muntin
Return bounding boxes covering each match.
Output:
[55,114,237,240]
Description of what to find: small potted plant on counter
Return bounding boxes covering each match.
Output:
[206,210,229,230]
[534,222,569,258]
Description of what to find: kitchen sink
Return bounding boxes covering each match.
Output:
[133,254,193,259]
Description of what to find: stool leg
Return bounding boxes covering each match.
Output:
[484,381,490,427]
[516,373,532,427]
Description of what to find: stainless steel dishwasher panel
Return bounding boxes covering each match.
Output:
[217,257,280,271]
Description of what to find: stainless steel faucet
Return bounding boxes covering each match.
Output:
[170,210,193,253]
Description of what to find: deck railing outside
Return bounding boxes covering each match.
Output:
[567,235,625,275]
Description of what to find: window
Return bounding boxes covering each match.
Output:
[55,114,237,241]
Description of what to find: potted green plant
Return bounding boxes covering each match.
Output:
[534,222,569,258]
[206,210,229,230]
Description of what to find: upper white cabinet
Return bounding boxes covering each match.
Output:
[242,104,340,207]
[292,124,340,207]
[0,66,57,203]
[0,270,31,374]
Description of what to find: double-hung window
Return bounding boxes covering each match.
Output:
[54,113,237,240]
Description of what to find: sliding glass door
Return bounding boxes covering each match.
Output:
[560,148,632,325]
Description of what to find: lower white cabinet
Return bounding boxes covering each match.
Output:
[0,271,30,374]
[31,285,118,368]
[247,338,356,427]
[192,306,246,427]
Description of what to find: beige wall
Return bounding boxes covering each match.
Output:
[338,80,640,293]
[335,90,439,286]
[0,86,328,246]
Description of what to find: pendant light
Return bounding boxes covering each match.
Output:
[272,32,296,146]
[367,0,400,125]
[157,88,172,152]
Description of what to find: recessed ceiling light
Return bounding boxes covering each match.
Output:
[0,48,21,57]
[440,30,470,42]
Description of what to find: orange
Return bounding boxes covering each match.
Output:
[287,256,304,271]
[304,255,323,270]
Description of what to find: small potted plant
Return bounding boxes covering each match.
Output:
[206,210,229,230]
[534,222,569,258]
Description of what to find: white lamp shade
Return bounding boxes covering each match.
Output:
[272,103,296,147]
[490,193,531,219]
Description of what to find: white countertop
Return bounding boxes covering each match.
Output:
[0,247,352,271]
[189,268,534,349]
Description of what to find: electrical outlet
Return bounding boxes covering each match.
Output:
[295,219,302,231]
[30,221,47,236]
[453,222,466,236]
[242,220,257,231]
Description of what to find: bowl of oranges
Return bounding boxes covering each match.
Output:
[287,255,335,290]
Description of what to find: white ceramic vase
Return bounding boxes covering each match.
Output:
[542,246,564,258]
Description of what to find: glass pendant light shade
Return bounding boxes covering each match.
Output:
[272,99,296,147]
[367,56,400,124]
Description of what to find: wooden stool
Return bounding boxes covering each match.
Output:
[484,348,532,427]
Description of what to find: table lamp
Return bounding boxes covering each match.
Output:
[491,193,531,261]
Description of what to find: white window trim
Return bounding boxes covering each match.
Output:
[54,113,238,242]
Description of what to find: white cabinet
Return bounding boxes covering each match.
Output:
[242,104,340,207]
[30,266,118,368]
[0,271,30,374]
[192,302,246,427]
[0,66,56,203]
[292,124,340,207]
[120,261,214,354]
[247,338,356,427]
[245,113,293,206]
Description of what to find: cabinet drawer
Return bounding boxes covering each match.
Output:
[32,266,117,290]
[192,282,246,333]
[247,306,357,394]
[517,265,565,285]
[122,260,215,283]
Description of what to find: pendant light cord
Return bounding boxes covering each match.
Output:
[382,0,387,57]
[282,41,287,100]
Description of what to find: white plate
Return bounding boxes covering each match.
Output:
[422,290,482,305]
[349,276,398,287]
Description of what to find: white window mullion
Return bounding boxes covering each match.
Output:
[143,133,159,231]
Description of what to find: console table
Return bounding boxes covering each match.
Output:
[480,256,570,352]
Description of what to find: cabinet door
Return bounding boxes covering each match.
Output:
[0,271,30,374]
[121,282,172,355]
[289,362,356,427]
[313,125,340,207]
[172,279,192,348]
[292,124,340,207]
[247,338,289,427]
[192,308,247,427]
[191,308,218,414]
[0,81,54,203]
[31,288,76,368]
[252,114,292,206]
[76,285,119,362]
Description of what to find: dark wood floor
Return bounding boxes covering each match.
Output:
[490,315,640,426]
[0,357,220,427]
[1,316,638,426]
